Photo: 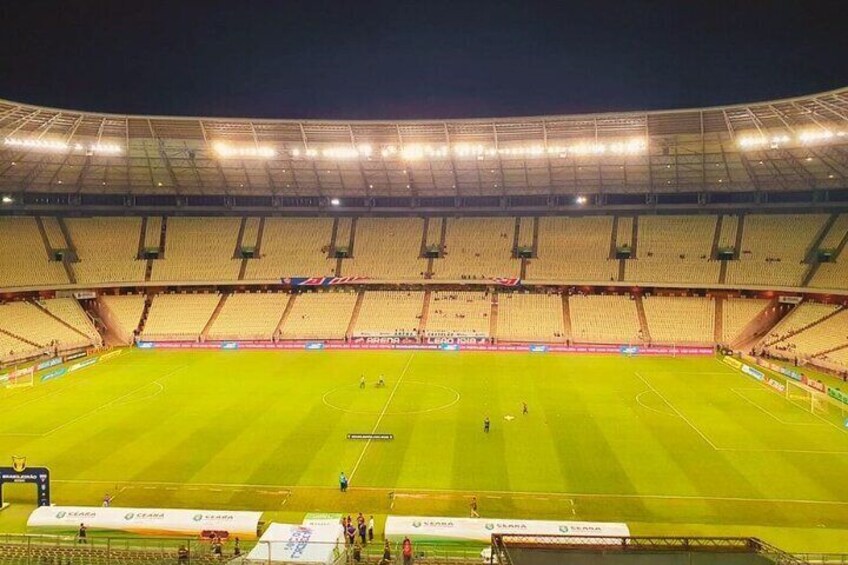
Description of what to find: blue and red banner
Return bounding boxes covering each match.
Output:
[281,277,368,286]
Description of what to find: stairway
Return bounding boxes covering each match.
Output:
[345,290,366,339]
[713,296,724,343]
[489,293,499,341]
[418,291,432,339]
[710,215,723,259]
[764,305,846,348]
[511,218,521,258]
[136,217,148,259]
[802,214,840,286]
[733,213,746,258]
[531,217,540,257]
[233,217,247,259]
[158,216,168,259]
[56,218,78,260]
[735,299,792,352]
[137,294,154,335]
[419,217,430,258]
[814,342,848,359]
[630,216,639,256]
[327,218,340,259]
[617,259,626,282]
[0,327,43,349]
[608,216,619,260]
[200,294,229,341]
[718,260,728,284]
[634,295,651,343]
[34,216,55,260]
[561,294,573,343]
[274,294,297,338]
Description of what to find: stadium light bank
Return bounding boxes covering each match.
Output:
[212,137,648,160]
[736,126,847,150]
[3,137,122,155]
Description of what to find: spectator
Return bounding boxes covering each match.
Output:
[381,540,392,565]
[178,545,189,565]
[368,515,375,542]
[402,537,413,565]
[78,523,87,544]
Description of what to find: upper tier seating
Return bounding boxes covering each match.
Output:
[343,218,428,279]
[642,295,715,345]
[0,300,92,352]
[353,291,424,337]
[207,292,289,341]
[66,217,146,284]
[528,216,618,282]
[0,217,69,289]
[151,218,241,282]
[627,215,720,284]
[100,294,146,340]
[426,291,491,337]
[725,214,827,287]
[432,218,518,279]
[762,302,841,346]
[721,298,768,343]
[244,218,336,280]
[141,293,221,341]
[569,294,640,344]
[280,291,358,340]
[810,214,848,290]
[496,292,565,342]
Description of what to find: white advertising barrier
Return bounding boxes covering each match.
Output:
[27,506,262,539]
[385,515,630,544]
[245,523,344,565]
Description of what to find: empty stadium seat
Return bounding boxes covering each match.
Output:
[496,292,565,342]
[353,291,424,337]
[141,293,221,341]
[279,291,358,340]
[426,291,491,337]
[569,294,640,344]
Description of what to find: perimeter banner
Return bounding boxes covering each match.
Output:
[27,506,263,539]
[385,515,630,543]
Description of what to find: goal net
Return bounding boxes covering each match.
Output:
[4,371,34,389]
[785,379,848,427]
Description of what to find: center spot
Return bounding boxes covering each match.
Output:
[322,380,460,415]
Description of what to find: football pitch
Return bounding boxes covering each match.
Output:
[1,349,847,552]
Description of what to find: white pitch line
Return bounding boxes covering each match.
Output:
[634,372,719,450]
[348,353,415,483]
[50,478,848,506]
[730,388,823,426]
[41,365,187,437]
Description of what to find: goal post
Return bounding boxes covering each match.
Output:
[4,371,34,389]
[785,379,848,427]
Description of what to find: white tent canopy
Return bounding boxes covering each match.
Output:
[246,523,345,565]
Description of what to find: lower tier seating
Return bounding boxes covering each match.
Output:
[569,294,640,344]
[496,293,565,342]
[140,293,221,341]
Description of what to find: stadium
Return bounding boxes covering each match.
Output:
[1,84,848,564]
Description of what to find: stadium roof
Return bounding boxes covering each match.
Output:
[1,87,847,199]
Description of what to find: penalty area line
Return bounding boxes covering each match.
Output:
[634,372,719,450]
[348,353,415,483]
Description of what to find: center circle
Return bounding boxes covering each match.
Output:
[322,380,461,415]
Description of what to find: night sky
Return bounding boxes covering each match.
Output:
[1,0,846,120]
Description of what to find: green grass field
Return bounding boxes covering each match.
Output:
[1,349,847,552]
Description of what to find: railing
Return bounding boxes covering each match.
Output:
[490,535,811,565]
[0,534,487,565]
